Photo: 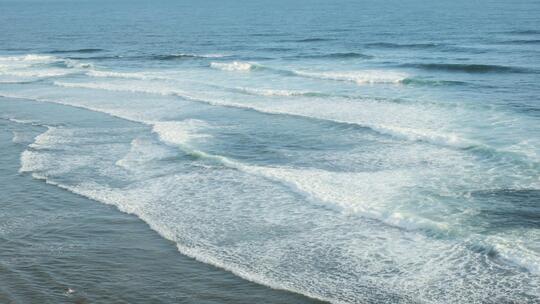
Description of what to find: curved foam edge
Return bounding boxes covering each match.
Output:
[49,82,474,150]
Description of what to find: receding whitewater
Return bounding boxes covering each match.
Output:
[1,0,539,303]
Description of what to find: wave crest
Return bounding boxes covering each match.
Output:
[210,61,255,71]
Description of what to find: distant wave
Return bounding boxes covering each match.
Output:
[496,39,540,45]
[401,63,530,73]
[293,52,374,59]
[48,48,105,54]
[365,42,439,49]
[257,47,295,52]
[67,55,124,60]
[365,43,486,54]
[67,53,226,61]
[292,38,335,43]
[153,53,226,60]
[400,78,469,86]
[209,60,407,84]
[506,29,540,35]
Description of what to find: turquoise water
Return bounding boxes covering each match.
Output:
[1,0,539,303]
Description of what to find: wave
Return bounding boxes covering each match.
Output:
[152,120,211,146]
[506,29,540,35]
[67,53,226,62]
[400,78,469,86]
[48,48,105,54]
[49,81,472,150]
[497,39,540,45]
[19,111,540,278]
[85,70,167,80]
[365,42,439,49]
[146,119,451,234]
[292,69,408,84]
[0,54,57,63]
[257,47,295,52]
[17,160,335,304]
[1,117,40,125]
[294,52,374,59]
[209,60,407,85]
[401,63,530,73]
[210,61,257,71]
[0,54,93,77]
[230,87,325,97]
[153,53,226,60]
[291,38,334,43]
[0,69,75,78]
[12,94,540,301]
[62,59,94,69]
[67,55,124,60]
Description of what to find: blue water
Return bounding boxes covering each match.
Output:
[1,0,539,303]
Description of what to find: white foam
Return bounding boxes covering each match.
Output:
[50,80,472,149]
[64,59,93,69]
[115,137,175,170]
[6,117,38,125]
[19,150,46,173]
[243,165,448,232]
[235,87,314,97]
[53,80,177,97]
[0,54,56,63]
[152,120,211,146]
[15,115,539,303]
[28,126,70,149]
[488,235,540,275]
[0,54,91,81]
[0,69,74,78]
[86,70,163,80]
[293,69,408,84]
[210,61,255,71]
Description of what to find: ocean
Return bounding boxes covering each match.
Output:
[0,0,539,303]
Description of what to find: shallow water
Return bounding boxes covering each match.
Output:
[0,99,325,304]
[0,0,539,303]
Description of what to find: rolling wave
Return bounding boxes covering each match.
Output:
[17,111,540,278]
[209,60,407,84]
[506,29,540,35]
[401,63,530,73]
[153,53,226,60]
[50,81,472,150]
[48,48,105,54]
[290,38,335,43]
[0,54,57,62]
[497,39,540,45]
[293,52,374,59]
[400,78,469,86]
[365,42,439,49]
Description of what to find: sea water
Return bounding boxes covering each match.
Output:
[0,0,539,303]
